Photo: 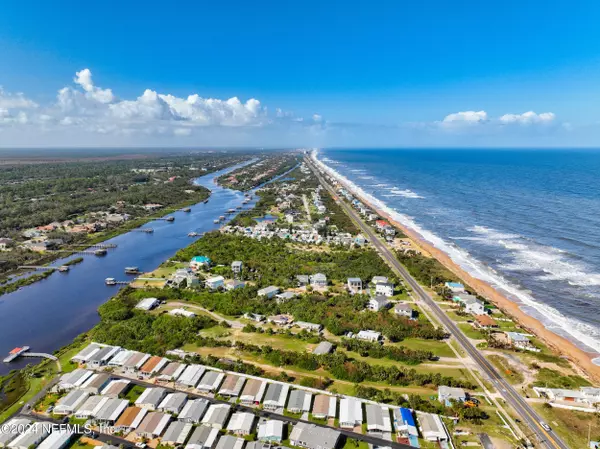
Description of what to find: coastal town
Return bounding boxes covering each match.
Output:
[0,151,598,449]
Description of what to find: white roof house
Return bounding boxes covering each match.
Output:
[438,386,467,406]
[179,399,210,424]
[227,412,256,435]
[196,371,224,393]
[375,282,394,297]
[177,364,206,388]
[215,436,245,449]
[365,404,392,433]
[95,398,129,424]
[37,430,73,449]
[86,345,121,369]
[287,390,312,414]
[8,423,50,449]
[464,298,486,316]
[289,422,340,449]
[57,369,94,391]
[107,350,134,367]
[121,352,150,373]
[80,373,111,395]
[185,425,220,449]
[169,308,196,318]
[371,276,388,285]
[71,343,108,363]
[0,418,31,447]
[416,412,448,442]
[54,390,90,415]
[136,387,167,410]
[262,383,289,411]
[368,296,389,312]
[101,379,131,398]
[205,276,225,290]
[158,392,188,414]
[135,297,160,311]
[162,421,193,446]
[257,286,280,298]
[157,362,187,382]
[356,330,381,342]
[75,395,110,419]
[257,419,284,443]
[309,273,327,288]
[444,282,465,293]
[201,403,231,429]
[339,398,363,428]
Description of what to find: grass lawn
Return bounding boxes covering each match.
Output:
[238,332,314,352]
[446,311,470,322]
[533,367,591,389]
[341,438,369,449]
[67,438,97,449]
[458,323,486,340]
[391,338,456,358]
[198,325,236,339]
[124,385,145,403]
[533,403,600,449]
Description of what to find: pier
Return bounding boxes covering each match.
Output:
[151,216,175,222]
[49,249,108,256]
[105,277,131,286]
[71,243,117,249]
[18,265,69,272]
[3,346,57,363]
[131,228,154,233]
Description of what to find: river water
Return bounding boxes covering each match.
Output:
[0,163,256,375]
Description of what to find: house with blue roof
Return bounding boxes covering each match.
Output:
[190,256,211,271]
[393,408,419,447]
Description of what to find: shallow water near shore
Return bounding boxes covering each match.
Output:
[316,148,600,357]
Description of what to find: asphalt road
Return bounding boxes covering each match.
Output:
[306,157,570,449]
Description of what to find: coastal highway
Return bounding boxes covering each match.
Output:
[305,157,570,449]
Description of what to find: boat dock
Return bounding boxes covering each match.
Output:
[152,216,175,222]
[49,249,108,256]
[71,243,117,249]
[18,265,69,272]
[105,277,130,286]
[131,228,154,233]
[3,346,57,363]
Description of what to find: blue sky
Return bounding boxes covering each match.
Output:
[2,1,600,147]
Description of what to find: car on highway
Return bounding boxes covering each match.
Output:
[539,421,552,431]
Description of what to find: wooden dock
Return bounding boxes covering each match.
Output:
[131,228,154,233]
[72,243,117,249]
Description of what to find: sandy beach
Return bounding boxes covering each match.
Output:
[313,154,600,382]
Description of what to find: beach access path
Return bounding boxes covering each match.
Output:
[305,156,569,449]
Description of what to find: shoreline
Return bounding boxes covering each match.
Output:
[311,152,600,382]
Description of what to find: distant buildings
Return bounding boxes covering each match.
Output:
[309,273,327,288]
[356,330,382,343]
[231,261,243,274]
[368,296,390,312]
[312,341,334,355]
[438,386,467,406]
[394,302,416,320]
[257,286,280,299]
[190,256,211,271]
[205,276,225,290]
[347,277,362,294]
[375,282,394,297]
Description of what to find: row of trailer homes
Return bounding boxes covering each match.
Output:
[0,342,455,449]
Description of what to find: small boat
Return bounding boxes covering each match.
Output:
[165,216,175,222]
[227,208,236,214]
[213,219,220,224]
[58,265,70,272]
[203,199,209,204]
[188,232,198,237]
[182,207,191,212]
[125,266,140,274]
[94,249,107,256]
[105,277,116,285]
[219,215,225,220]
[236,205,242,210]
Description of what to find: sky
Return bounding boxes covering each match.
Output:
[2,1,600,148]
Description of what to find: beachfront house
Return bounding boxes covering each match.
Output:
[444,282,465,294]
[464,298,486,316]
[347,277,363,294]
[371,276,388,285]
[190,256,211,271]
[506,332,538,351]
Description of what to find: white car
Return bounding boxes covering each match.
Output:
[539,421,551,432]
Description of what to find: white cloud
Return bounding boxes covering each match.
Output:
[74,68,115,104]
[312,114,322,122]
[0,87,38,109]
[173,127,192,136]
[442,110,488,123]
[499,111,555,124]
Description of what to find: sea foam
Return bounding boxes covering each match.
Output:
[312,149,600,355]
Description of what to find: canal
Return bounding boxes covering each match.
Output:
[0,162,258,375]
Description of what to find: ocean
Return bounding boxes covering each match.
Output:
[315,148,600,359]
